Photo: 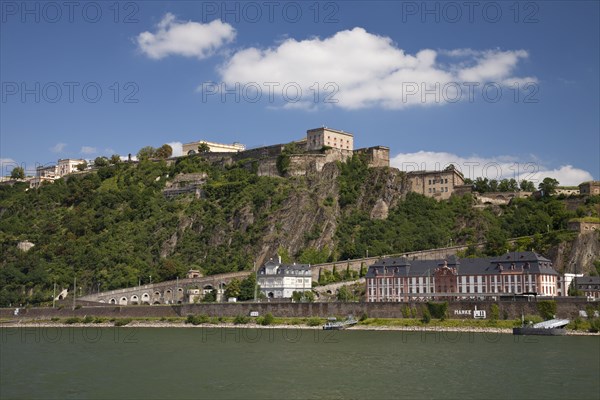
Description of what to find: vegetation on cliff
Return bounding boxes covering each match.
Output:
[0,153,598,306]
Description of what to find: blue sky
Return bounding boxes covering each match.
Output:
[1,1,598,185]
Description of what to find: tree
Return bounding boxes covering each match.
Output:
[197,142,211,153]
[337,285,352,302]
[10,167,25,179]
[538,177,559,197]
[224,278,241,299]
[239,274,259,301]
[202,290,216,302]
[155,144,173,159]
[76,161,87,171]
[520,180,536,192]
[137,146,156,160]
[110,154,121,164]
[473,177,490,193]
[94,157,109,167]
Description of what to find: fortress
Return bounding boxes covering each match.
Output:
[178,127,391,178]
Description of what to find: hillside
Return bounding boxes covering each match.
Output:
[0,153,598,306]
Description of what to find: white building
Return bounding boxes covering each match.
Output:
[558,273,584,296]
[182,140,245,155]
[257,257,312,299]
[306,127,354,151]
[57,159,86,176]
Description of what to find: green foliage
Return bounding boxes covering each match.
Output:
[260,313,274,326]
[238,274,259,301]
[11,167,25,179]
[186,314,210,325]
[421,306,431,323]
[64,317,81,324]
[402,305,411,319]
[76,161,87,171]
[197,142,211,153]
[426,302,448,320]
[94,157,109,167]
[589,319,600,333]
[338,154,369,208]
[298,246,330,264]
[359,312,368,322]
[114,318,132,326]
[490,304,500,322]
[137,146,156,160]
[202,290,217,303]
[538,177,559,196]
[224,278,241,299]
[306,317,322,326]
[155,144,173,159]
[233,315,250,325]
[537,300,557,320]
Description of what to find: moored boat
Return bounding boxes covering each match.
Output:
[323,315,358,330]
[513,318,570,336]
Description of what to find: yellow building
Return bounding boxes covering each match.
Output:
[183,140,245,155]
[306,127,354,151]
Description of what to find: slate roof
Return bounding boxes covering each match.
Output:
[366,251,558,278]
[258,260,310,276]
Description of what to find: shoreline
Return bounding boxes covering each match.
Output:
[2,320,598,335]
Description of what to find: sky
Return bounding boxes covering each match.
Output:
[1,1,599,185]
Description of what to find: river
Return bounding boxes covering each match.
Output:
[1,327,598,399]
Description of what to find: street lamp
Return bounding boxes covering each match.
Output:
[149,275,152,284]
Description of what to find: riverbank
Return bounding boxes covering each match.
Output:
[2,318,598,335]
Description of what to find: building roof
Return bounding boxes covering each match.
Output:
[258,260,310,276]
[307,127,353,137]
[366,252,558,278]
[575,276,600,285]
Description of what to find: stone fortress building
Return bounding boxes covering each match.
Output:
[182,140,245,155]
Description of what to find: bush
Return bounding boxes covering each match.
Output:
[233,315,250,325]
[64,317,81,324]
[359,312,368,322]
[82,315,94,324]
[93,317,106,324]
[490,304,500,322]
[426,302,448,320]
[114,318,132,326]
[307,317,322,327]
[589,318,600,333]
[186,314,210,325]
[261,313,275,326]
[421,307,431,324]
[50,317,59,322]
[537,300,557,320]
[402,305,411,319]
[410,307,418,318]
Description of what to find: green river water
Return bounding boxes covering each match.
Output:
[1,327,598,399]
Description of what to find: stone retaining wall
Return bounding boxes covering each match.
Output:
[2,299,594,321]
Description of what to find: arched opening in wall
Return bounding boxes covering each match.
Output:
[58,294,64,300]
[141,293,150,304]
[109,298,117,304]
[219,282,226,290]
[326,290,332,295]
[203,285,214,294]
[484,201,492,205]
[119,297,128,305]
[130,295,139,305]
[268,292,274,298]
[153,301,161,305]
[188,150,196,155]
[165,289,172,303]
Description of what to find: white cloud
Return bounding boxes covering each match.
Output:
[167,142,183,157]
[137,13,236,60]
[50,143,67,153]
[391,151,593,186]
[218,27,535,109]
[80,146,97,155]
